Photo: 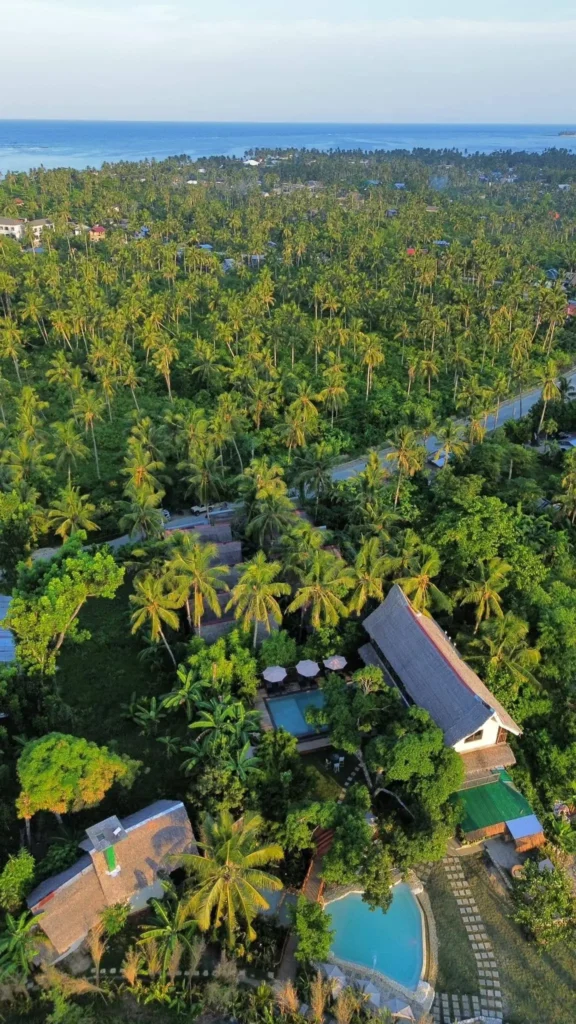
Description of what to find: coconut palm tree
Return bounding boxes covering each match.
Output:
[291,442,336,510]
[246,494,299,550]
[177,809,283,946]
[536,361,561,436]
[51,419,89,476]
[0,911,45,980]
[385,427,426,507]
[432,421,469,469]
[122,441,166,495]
[347,538,388,615]
[180,446,223,514]
[47,484,99,541]
[226,553,290,649]
[119,487,165,540]
[396,545,451,615]
[467,613,541,697]
[456,557,511,632]
[288,549,354,629]
[361,335,385,399]
[130,573,183,667]
[73,389,105,479]
[167,532,229,633]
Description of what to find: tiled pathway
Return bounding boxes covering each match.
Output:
[431,857,503,1023]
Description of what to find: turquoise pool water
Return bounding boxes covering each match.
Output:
[266,690,326,737]
[327,884,423,991]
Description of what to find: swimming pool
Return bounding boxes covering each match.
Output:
[327,884,424,991]
[266,689,326,737]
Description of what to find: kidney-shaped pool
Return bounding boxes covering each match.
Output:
[327,883,424,991]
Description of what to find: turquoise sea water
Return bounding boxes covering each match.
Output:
[1,121,576,174]
[328,885,424,991]
[266,689,326,737]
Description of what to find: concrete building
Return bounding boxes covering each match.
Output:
[0,217,25,240]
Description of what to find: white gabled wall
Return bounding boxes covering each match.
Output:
[453,715,501,753]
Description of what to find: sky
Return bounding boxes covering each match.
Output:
[1,0,575,122]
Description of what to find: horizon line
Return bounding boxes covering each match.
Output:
[0,118,575,128]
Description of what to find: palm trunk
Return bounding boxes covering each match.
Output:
[90,422,101,479]
[159,627,177,667]
[394,471,403,508]
[538,398,548,436]
[253,616,259,650]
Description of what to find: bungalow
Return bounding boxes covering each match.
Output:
[360,585,545,848]
[27,800,195,963]
[28,218,53,241]
[89,225,106,242]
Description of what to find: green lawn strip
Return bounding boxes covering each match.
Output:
[426,863,478,995]
[462,855,576,1024]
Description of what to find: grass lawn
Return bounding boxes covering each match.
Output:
[462,855,576,1024]
[426,863,478,995]
[57,582,187,814]
[303,750,359,792]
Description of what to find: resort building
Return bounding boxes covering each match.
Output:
[360,585,544,849]
[28,218,53,242]
[0,217,25,240]
[27,800,195,963]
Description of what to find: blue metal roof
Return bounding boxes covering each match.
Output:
[0,595,15,663]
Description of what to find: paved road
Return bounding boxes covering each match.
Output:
[32,367,576,560]
[331,365,576,481]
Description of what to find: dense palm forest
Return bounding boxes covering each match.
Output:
[2,148,576,1021]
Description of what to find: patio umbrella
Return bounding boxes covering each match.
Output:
[262,665,287,684]
[358,981,381,1009]
[323,655,347,671]
[319,963,346,993]
[383,998,415,1021]
[296,659,320,678]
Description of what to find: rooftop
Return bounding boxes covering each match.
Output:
[28,799,195,957]
[0,595,16,663]
[454,771,533,833]
[362,585,520,747]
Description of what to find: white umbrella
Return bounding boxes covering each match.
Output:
[358,981,381,1009]
[262,665,287,683]
[319,963,346,993]
[296,659,320,678]
[323,655,347,671]
[383,998,415,1021]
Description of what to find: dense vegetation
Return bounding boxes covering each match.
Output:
[2,146,576,1020]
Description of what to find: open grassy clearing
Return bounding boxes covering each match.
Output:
[462,855,576,1024]
[56,582,186,812]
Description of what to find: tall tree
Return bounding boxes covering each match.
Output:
[226,552,290,649]
[178,810,283,946]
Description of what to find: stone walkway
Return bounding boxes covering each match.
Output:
[431,857,503,1023]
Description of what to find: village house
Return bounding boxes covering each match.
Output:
[360,585,544,849]
[89,224,106,242]
[27,800,195,963]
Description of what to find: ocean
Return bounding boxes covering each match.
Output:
[1,121,576,174]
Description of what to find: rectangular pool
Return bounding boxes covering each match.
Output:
[266,689,326,737]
